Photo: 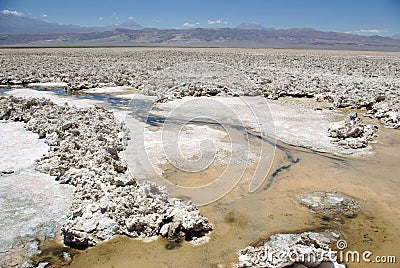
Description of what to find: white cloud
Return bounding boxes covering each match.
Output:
[40,13,47,18]
[207,18,227,25]
[183,22,200,27]
[98,17,103,20]
[359,29,387,34]
[128,16,134,20]
[1,9,23,16]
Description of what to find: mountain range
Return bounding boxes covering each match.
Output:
[1,11,400,51]
[0,11,144,34]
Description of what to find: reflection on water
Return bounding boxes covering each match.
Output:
[75,92,131,108]
[1,87,133,108]
[33,87,68,96]
[41,87,132,108]
[0,88,10,94]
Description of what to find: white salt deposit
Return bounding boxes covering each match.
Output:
[152,96,373,157]
[0,121,48,172]
[0,121,74,266]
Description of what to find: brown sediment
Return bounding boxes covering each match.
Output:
[30,233,79,267]
[161,162,228,187]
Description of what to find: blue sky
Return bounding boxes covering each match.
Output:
[1,0,399,35]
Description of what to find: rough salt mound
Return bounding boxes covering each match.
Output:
[62,181,212,249]
[328,112,378,149]
[365,99,400,129]
[298,191,360,223]
[236,230,345,268]
[0,96,212,249]
[141,62,259,103]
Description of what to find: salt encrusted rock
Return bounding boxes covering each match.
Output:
[365,100,400,129]
[62,229,97,249]
[298,191,360,223]
[328,112,378,149]
[235,230,345,268]
[0,96,212,249]
[62,181,212,247]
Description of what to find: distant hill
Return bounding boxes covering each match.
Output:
[0,11,144,34]
[236,23,267,30]
[2,27,400,51]
[1,11,400,51]
[392,34,400,40]
[0,11,84,34]
[117,20,144,30]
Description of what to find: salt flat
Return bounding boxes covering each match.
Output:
[0,47,399,268]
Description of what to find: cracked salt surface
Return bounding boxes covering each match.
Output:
[154,96,374,157]
[0,121,74,267]
[267,100,373,157]
[124,96,270,180]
